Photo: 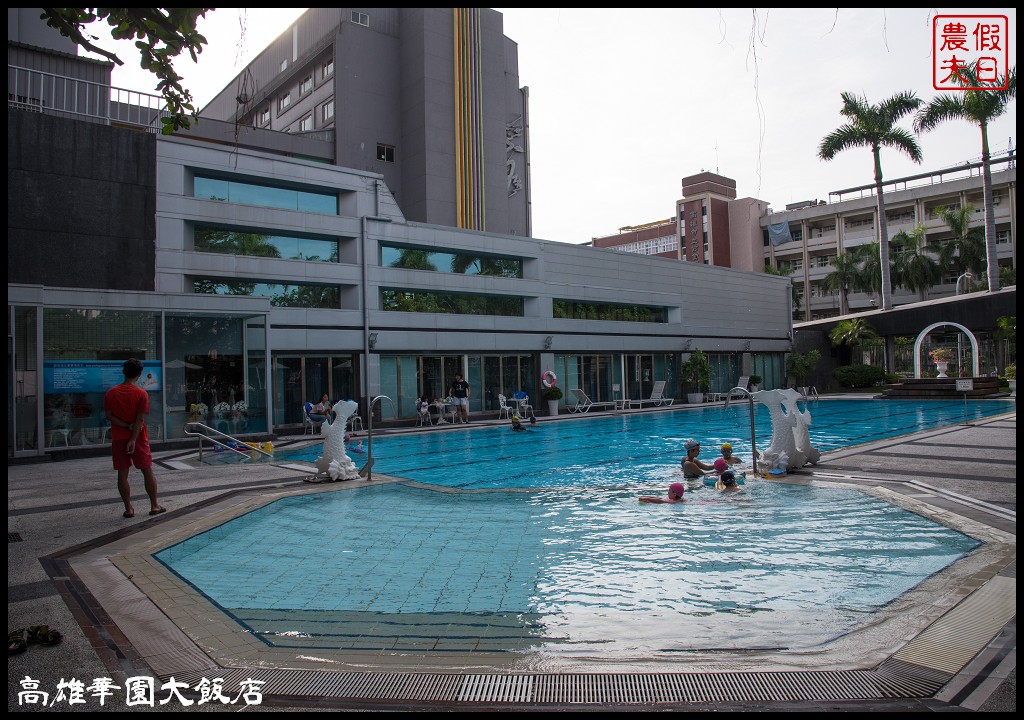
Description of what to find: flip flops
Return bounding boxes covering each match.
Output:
[25,625,62,646]
[8,629,27,655]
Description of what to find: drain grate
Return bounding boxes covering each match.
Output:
[9,532,23,543]
[171,665,950,707]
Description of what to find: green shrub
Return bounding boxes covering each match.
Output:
[832,364,887,388]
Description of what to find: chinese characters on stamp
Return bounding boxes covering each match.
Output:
[933,15,1010,90]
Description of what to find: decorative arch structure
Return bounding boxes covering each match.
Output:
[913,322,980,378]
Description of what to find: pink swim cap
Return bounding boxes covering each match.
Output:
[714,458,730,473]
[669,482,685,498]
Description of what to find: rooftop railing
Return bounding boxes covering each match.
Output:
[8,65,168,131]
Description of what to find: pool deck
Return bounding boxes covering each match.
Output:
[7,398,1016,712]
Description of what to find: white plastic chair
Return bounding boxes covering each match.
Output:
[347,412,364,432]
[513,391,534,417]
[497,394,513,420]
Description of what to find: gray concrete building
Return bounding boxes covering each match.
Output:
[200,8,531,238]
[8,9,793,458]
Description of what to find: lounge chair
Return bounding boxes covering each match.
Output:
[568,388,615,413]
[628,380,675,408]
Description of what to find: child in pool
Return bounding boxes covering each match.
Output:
[640,482,686,504]
[716,470,742,492]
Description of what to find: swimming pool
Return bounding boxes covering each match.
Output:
[158,398,1003,660]
[156,481,981,657]
[269,398,1011,489]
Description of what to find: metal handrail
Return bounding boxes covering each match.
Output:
[723,387,759,475]
[183,421,273,462]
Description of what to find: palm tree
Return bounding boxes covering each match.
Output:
[935,204,986,286]
[891,224,942,301]
[829,318,881,365]
[915,63,1016,294]
[851,241,889,302]
[819,91,923,310]
[821,252,860,315]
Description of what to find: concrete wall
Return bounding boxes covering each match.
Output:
[8,109,156,291]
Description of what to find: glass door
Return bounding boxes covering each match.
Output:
[626,354,654,401]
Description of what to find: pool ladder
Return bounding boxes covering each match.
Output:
[184,421,273,462]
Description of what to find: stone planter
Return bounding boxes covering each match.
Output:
[935,361,949,378]
[687,392,704,404]
[547,399,559,416]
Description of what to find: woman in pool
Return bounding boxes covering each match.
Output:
[681,439,716,480]
[640,482,686,504]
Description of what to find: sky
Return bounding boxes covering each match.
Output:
[81,8,1017,246]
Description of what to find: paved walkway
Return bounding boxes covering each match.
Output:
[7,404,1015,712]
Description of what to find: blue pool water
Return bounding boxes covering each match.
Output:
[157,481,981,655]
[271,398,1010,489]
[159,398,1001,657]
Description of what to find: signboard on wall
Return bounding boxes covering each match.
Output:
[43,361,161,394]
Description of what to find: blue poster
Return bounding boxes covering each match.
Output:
[44,361,162,394]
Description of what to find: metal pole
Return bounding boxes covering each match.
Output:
[725,387,758,475]
[749,394,758,475]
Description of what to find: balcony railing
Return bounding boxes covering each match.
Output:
[9,65,168,131]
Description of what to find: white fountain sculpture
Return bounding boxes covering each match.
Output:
[312,399,360,481]
[755,388,820,472]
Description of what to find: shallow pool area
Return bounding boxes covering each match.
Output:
[255,398,1011,490]
[156,480,981,657]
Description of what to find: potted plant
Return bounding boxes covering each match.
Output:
[682,348,712,403]
[786,349,821,396]
[748,374,762,392]
[541,385,563,416]
[929,347,953,378]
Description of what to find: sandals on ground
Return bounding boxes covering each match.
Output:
[8,629,27,655]
[25,625,63,646]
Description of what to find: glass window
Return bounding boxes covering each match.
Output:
[380,289,523,317]
[193,278,340,309]
[381,244,522,278]
[376,144,395,162]
[41,309,163,447]
[299,115,313,132]
[322,59,334,79]
[194,175,338,215]
[278,92,291,112]
[256,107,270,126]
[194,226,339,262]
[553,299,667,323]
[299,76,313,95]
[321,99,335,122]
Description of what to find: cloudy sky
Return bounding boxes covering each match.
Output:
[84,8,1017,245]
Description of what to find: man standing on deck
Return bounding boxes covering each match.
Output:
[104,358,165,519]
[449,373,471,424]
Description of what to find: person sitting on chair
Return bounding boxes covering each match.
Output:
[309,393,331,423]
[417,396,431,423]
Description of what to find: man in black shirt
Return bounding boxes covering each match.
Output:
[449,373,471,423]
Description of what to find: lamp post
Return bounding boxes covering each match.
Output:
[955,272,972,377]
[955,271,972,296]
